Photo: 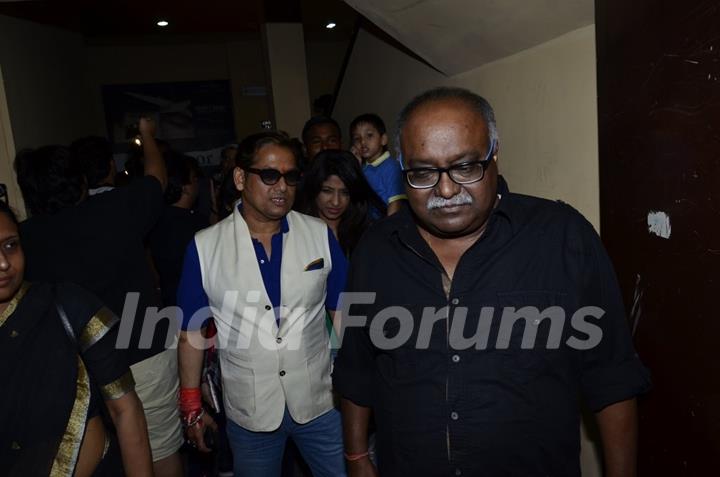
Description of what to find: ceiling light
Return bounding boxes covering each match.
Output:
[325,22,336,29]
[157,20,169,27]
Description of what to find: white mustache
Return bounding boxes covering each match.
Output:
[426,190,474,210]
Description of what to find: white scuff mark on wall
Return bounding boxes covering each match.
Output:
[648,211,672,239]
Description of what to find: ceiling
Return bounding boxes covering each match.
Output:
[343,0,595,75]
[0,0,595,74]
[0,0,358,39]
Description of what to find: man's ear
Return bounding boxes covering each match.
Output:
[233,166,245,192]
[381,133,388,147]
[493,141,500,162]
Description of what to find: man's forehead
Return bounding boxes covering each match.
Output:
[406,98,485,129]
[255,144,295,167]
[309,123,340,138]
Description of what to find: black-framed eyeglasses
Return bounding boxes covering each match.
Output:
[244,167,302,186]
[402,140,496,189]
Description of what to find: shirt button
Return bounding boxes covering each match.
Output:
[276,337,282,344]
[450,411,459,420]
[451,298,460,305]
[265,305,272,310]
[455,469,462,476]
[279,370,286,377]
[451,354,460,363]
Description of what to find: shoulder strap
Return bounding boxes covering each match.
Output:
[54,285,77,345]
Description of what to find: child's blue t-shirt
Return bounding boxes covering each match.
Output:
[362,151,406,211]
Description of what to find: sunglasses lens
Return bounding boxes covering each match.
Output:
[285,170,302,186]
[259,170,281,185]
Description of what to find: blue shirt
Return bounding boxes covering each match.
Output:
[177,214,348,331]
[362,151,406,207]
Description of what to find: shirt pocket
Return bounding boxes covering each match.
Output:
[374,304,443,382]
[296,267,330,308]
[492,290,569,384]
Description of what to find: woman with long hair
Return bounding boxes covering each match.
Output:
[297,149,386,256]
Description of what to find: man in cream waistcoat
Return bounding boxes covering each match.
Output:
[177,132,348,477]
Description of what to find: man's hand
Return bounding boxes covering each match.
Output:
[185,411,218,453]
[138,116,157,138]
[347,456,378,477]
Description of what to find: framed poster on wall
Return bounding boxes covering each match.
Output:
[101,80,236,170]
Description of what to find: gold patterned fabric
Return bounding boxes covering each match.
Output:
[78,307,118,352]
[0,282,30,328]
[1,282,132,475]
[50,356,90,477]
[100,371,135,400]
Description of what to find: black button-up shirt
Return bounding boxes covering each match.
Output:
[333,178,650,477]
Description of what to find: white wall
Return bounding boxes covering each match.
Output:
[0,15,95,150]
[335,25,599,228]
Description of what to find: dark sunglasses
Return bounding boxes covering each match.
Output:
[244,167,302,186]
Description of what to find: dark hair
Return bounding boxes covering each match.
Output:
[301,116,341,144]
[396,87,498,153]
[218,171,240,219]
[0,200,19,226]
[15,146,86,216]
[71,136,114,188]
[237,131,300,170]
[350,113,387,137]
[297,150,386,255]
[222,144,238,158]
[164,152,200,205]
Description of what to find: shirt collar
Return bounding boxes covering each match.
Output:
[367,151,391,167]
[236,202,290,234]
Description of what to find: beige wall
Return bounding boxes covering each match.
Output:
[334,30,444,144]
[335,25,599,229]
[0,66,24,217]
[334,24,602,476]
[451,26,599,228]
[263,23,311,139]
[0,15,95,150]
[305,39,350,109]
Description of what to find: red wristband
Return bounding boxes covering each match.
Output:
[179,387,202,416]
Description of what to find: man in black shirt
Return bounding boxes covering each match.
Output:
[148,152,209,307]
[333,87,651,477]
[17,119,184,477]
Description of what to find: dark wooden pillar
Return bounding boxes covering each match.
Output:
[596,0,720,474]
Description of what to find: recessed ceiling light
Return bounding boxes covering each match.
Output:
[325,22,336,29]
[157,20,169,27]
